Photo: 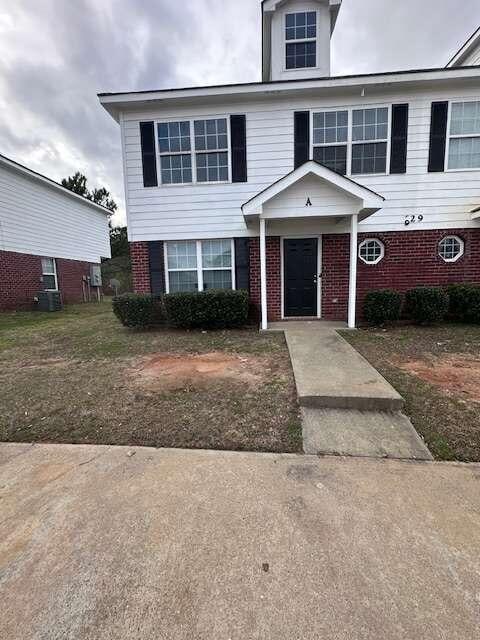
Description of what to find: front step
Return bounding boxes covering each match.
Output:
[302,408,433,461]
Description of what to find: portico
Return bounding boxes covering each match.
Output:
[242,161,385,330]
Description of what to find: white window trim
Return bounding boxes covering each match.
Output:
[358,238,385,265]
[284,10,319,72]
[164,239,236,293]
[310,105,392,177]
[155,115,232,187]
[42,257,58,291]
[445,98,480,172]
[438,235,465,263]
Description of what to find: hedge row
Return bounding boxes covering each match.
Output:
[363,284,480,326]
[113,290,249,329]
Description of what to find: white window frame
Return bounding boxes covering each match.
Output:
[41,257,58,291]
[445,98,480,172]
[155,115,232,187]
[164,239,236,293]
[310,105,392,177]
[358,239,385,265]
[438,235,464,263]
[284,10,318,72]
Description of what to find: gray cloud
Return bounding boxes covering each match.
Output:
[0,0,477,225]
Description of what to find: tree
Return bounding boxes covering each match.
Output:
[61,172,117,213]
[110,226,129,258]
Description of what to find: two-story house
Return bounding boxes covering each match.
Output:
[99,1,480,329]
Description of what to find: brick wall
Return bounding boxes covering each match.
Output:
[0,249,97,310]
[0,250,42,310]
[249,236,281,321]
[322,228,480,320]
[130,241,151,294]
[56,258,95,304]
[247,228,480,323]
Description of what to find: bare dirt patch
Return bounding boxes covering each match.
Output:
[395,354,480,404]
[131,351,264,391]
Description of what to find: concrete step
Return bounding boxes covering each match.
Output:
[283,326,404,412]
[302,408,433,461]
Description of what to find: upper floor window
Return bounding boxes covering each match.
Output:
[447,101,480,170]
[41,257,58,291]
[286,12,317,70]
[312,107,390,176]
[351,108,389,175]
[157,118,229,185]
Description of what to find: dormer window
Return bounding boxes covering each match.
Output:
[285,12,317,70]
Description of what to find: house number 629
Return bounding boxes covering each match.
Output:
[404,214,424,226]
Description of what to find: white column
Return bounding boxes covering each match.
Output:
[260,218,268,330]
[348,213,358,329]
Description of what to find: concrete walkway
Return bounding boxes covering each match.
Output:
[1,443,479,640]
[269,321,432,460]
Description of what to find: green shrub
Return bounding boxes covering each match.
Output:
[164,289,249,329]
[363,290,402,326]
[405,287,449,325]
[448,284,480,323]
[112,293,165,328]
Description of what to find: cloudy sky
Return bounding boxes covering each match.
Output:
[0,0,477,225]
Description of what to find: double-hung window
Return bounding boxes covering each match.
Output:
[194,119,229,182]
[351,107,389,175]
[41,257,58,291]
[157,118,229,185]
[285,12,317,70]
[165,239,234,293]
[158,121,192,184]
[312,110,348,174]
[447,101,480,170]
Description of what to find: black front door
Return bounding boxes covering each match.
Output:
[284,238,318,317]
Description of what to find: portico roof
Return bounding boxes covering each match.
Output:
[241,160,385,221]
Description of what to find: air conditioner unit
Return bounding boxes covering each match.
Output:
[37,291,62,312]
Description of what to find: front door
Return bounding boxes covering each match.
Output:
[284,238,318,317]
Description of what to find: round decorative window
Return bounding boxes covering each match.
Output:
[438,236,464,263]
[358,239,385,265]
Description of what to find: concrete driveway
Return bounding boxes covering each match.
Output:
[1,443,479,640]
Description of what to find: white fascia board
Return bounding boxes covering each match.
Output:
[0,154,111,216]
[242,161,384,217]
[471,205,480,220]
[98,66,480,121]
[447,27,480,67]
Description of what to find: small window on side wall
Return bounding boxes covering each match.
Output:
[358,239,384,265]
[438,236,464,263]
[41,257,58,290]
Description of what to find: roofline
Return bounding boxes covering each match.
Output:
[446,26,480,67]
[98,64,480,103]
[0,154,112,216]
[241,159,384,213]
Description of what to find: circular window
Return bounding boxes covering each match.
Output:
[358,239,384,265]
[439,236,464,263]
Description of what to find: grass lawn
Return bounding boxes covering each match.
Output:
[342,324,480,462]
[0,302,302,453]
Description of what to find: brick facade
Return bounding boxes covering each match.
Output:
[246,228,480,323]
[130,241,152,294]
[0,249,96,310]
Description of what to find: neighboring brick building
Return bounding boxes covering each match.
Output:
[0,154,111,310]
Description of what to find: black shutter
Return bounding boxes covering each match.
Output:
[390,104,409,174]
[230,115,247,183]
[234,238,250,291]
[428,102,448,173]
[140,121,158,187]
[294,111,310,169]
[148,241,165,294]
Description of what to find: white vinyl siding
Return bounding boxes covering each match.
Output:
[0,163,110,262]
[121,83,480,240]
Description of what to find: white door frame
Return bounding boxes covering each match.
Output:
[280,235,322,320]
